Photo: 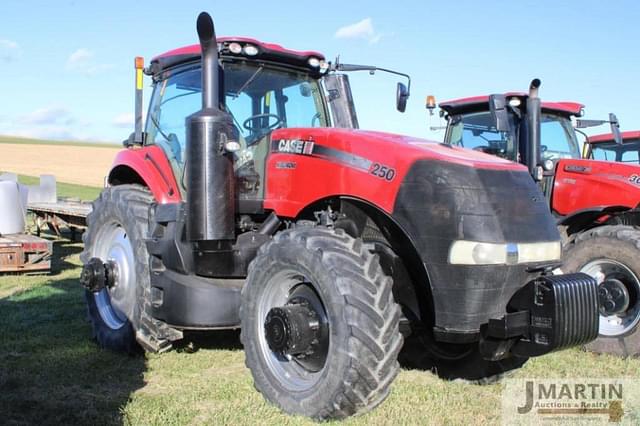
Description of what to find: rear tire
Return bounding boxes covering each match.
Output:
[240,226,403,420]
[563,225,640,357]
[80,185,153,354]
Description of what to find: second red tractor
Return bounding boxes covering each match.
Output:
[440,84,640,357]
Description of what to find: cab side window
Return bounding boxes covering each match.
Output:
[146,68,201,170]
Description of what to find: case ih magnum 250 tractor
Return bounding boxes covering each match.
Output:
[80,13,599,420]
[440,83,640,358]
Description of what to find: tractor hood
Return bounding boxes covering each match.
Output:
[553,158,640,215]
[266,127,536,219]
[270,127,526,172]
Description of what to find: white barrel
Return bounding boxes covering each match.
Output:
[0,180,26,235]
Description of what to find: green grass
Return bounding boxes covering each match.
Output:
[1,239,639,425]
[0,134,120,149]
[10,174,102,201]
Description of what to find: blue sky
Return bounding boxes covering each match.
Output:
[0,0,638,143]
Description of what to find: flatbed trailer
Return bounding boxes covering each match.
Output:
[28,199,93,239]
[0,234,52,273]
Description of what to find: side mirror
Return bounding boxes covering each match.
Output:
[609,113,623,145]
[396,82,409,113]
[489,94,510,132]
[299,82,312,97]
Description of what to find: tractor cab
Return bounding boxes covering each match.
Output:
[585,131,640,164]
[143,39,334,201]
[139,39,407,204]
[440,87,640,216]
[440,92,583,199]
[441,94,583,163]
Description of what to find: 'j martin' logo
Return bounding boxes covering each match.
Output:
[502,379,638,424]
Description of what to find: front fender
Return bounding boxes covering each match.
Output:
[109,145,182,204]
[558,205,631,236]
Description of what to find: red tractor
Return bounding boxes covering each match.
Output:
[440,83,640,357]
[585,130,640,164]
[80,13,599,420]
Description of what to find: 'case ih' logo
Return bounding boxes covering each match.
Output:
[276,139,314,155]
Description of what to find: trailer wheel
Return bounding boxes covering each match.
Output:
[563,225,640,357]
[240,226,402,420]
[80,185,153,354]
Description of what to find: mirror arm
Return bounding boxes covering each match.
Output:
[334,62,411,94]
[373,67,411,94]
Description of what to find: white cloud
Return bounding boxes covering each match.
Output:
[0,108,111,143]
[17,106,74,126]
[334,18,382,44]
[112,113,134,128]
[0,39,20,62]
[67,48,93,65]
[66,48,114,76]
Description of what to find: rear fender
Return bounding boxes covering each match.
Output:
[108,146,182,204]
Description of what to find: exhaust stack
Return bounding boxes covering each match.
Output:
[526,79,542,179]
[185,12,236,249]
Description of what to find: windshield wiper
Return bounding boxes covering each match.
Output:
[232,66,264,99]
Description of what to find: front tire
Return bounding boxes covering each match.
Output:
[80,185,153,354]
[563,225,640,357]
[240,226,403,420]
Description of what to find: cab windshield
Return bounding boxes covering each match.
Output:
[146,61,330,174]
[446,111,581,161]
[590,139,640,164]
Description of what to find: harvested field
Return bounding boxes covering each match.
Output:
[0,143,120,187]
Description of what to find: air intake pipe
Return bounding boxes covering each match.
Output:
[526,79,542,179]
[185,12,236,246]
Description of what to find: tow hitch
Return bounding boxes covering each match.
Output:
[80,257,117,293]
[480,273,599,360]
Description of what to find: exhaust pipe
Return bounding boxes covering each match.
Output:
[526,79,542,179]
[186,12,236,247]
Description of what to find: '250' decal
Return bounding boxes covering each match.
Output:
[369,163,396,181]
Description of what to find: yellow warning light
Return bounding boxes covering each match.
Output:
[135,56,145,70]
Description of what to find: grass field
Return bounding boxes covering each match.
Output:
[1,238,639,425]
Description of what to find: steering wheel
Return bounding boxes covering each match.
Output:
[242,114,283,132]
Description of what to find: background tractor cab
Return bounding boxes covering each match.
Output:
[440,82,640,357]
[585,130,640,164]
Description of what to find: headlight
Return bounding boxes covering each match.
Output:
[243,44,259,56]
[307,57,321,67]
[228,42,242,54]
[449,240,561,265]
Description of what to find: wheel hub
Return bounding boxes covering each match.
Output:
[261,282,330,374]
[80,257,117,292]
[598,279,630,316]
[265,300,321,357]
[581,259,640,337]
